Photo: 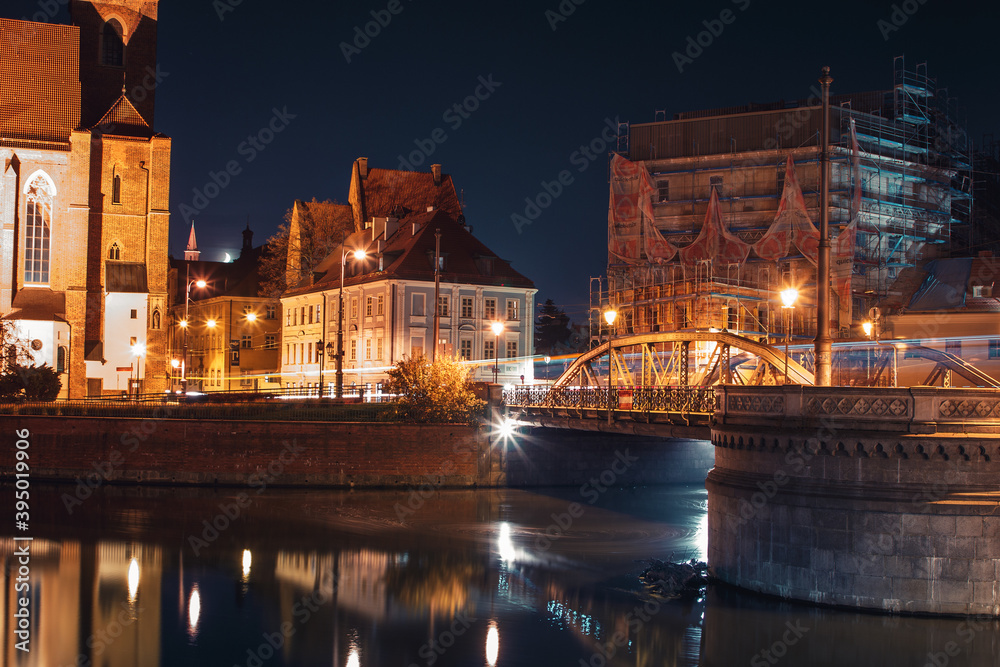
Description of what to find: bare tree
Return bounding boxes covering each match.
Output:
[258,198,355,297]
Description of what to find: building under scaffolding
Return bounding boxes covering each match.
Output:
[595,57,973,353]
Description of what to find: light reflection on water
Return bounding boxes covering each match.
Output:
[0,484,998,666]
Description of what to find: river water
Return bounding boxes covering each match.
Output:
[2,482,998,666]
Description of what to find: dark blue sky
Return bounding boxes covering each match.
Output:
[9,0,999,322]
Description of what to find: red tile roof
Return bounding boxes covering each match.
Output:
[352,167,463,222]
[287,211,534,296]
[91,93,152,137]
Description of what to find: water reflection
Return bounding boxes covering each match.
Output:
[1,484,998,666]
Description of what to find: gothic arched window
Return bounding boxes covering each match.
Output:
[108,242,121,260]
[25,174,53,285]
[112,173,122,204]
[102,19,125,67]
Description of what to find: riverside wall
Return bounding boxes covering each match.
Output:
[710,385,1000,616]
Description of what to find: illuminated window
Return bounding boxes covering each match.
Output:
[24,175,52,284]
[484,298,496,320]
[376,337,383,360]
[377,295,384,316]
[461,297,473,318]
[242,334,251,349]
[101,19,124,67]
[365,339,371,360]
[484,340,495,360]
[506,299,518,321]
[265,334,276,349]
[506,340,517,358]
[266,305,276,320]
[366,296,373,317]
[351,298,358,319]
[459,339,472,360]
[350,339,357,361]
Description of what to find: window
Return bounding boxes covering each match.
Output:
[506,299,518,321]
[366,296,373,317]
[24,175,52,284]
[112,173,122,205]
[108,242,121,260]
[266,305,276,320]
[307,342,313,364]
[286,311,291,326]
[242,334,251,349]
[973,285,993,298]
[101,19,124,67]
[459,339,472,360]
[292,308,297,326]
[307,305,313,324]
[351,298,358,319]
[129,336,137,346]
[350,339,357,361]
[376,337,383,360]
[461,297,473,318]
[265,334,276,350]
[709,175,723,194]
[484,340,495,360]
[365,339,371,360]
[57,346,66,373]
[377,295,384,316]
[506,340,518,359]
[658,181,669,203]
[412,293,425,317]
[130,309,137,319]
[484,298,496,320]
[946,340,962,358]
[438,296,449,317]
[241,370,252,388]
[990,340,1000,359]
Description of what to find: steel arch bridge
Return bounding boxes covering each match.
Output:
[503,331,1000,434]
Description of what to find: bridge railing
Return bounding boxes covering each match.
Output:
[504,385,716,414]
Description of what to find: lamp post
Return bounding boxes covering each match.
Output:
[863,320,873,385]
[780,288,798,384]
[131,342,146,397]
[181,272,207,391]
[336,241,367,399]
[491,321,504,383]
[604,308,617,425]
[205,318,216,392]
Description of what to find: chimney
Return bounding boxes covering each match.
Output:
[358,157,369,179]
[431,163,441,185]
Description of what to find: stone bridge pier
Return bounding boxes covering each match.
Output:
[708,385,1000,616]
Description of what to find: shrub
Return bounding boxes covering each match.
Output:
[384,354,485,424]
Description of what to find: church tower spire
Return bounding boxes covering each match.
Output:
[184,221,200,261]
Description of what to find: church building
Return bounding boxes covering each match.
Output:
[0,0,170,397]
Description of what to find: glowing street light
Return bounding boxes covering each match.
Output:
[206,319,217,329]
[604,308,617,425]
[491,320,504,383]
[336,241,368,399]
[182,275,207,390]
[780,288,798,384]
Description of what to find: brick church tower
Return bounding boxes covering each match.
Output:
[0,0,171,397]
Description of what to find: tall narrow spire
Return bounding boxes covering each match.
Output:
[184,221,200,261]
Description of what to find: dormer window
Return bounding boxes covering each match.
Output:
[101,19,124,67]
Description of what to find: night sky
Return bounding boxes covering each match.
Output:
[8,0,999,323]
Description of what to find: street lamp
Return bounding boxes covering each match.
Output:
[336,242,367,399]
[863,320,873,385]
[491,320,504,383]
[182,273,207,390]
[131,342,146,397]
[604,308,617,425]
[780,287,798,384]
